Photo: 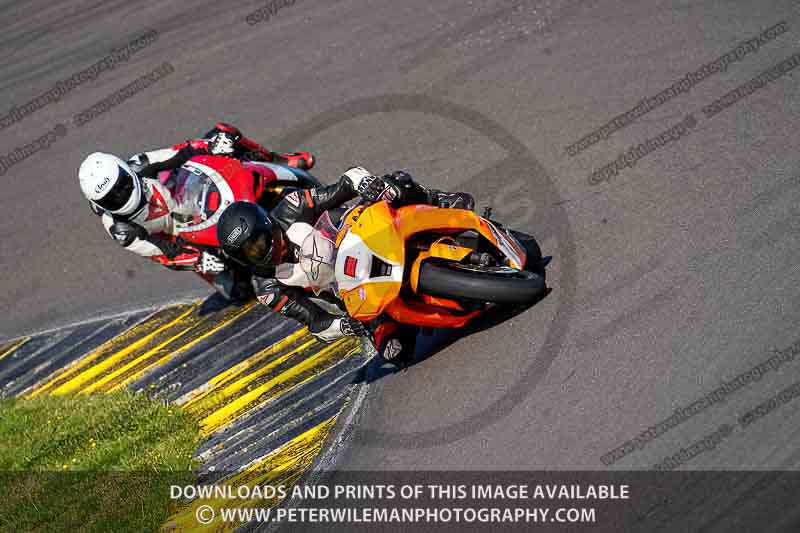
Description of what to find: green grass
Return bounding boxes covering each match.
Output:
[0,392,200,532]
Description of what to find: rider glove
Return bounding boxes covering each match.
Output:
[196,251,227,274]
[109,221,147,247]
[339,316,369,338]
[311,316,369,343]
[357,175,399,204]
[208,132,238,156]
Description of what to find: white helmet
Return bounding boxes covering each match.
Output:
[78,152,143,216]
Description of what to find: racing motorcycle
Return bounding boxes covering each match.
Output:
[155,155,320,287]
[296,200,549,357]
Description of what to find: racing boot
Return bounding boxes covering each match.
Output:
[373,319,418,366]
[381,331,417,368]
[207,123,315,170]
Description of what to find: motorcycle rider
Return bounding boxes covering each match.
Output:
[217,166,475,348]
[77,123,314,299]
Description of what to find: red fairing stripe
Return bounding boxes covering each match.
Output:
[214,122,242,135]
[144,188,170,221]
[207,191,220,210]
[344,256,357,277]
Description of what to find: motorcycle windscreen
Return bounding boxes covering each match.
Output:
[299,211,339,294]
[170,167,220,227]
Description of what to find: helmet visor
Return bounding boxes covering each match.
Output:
[241,228,283,266]
[95,166,136,211]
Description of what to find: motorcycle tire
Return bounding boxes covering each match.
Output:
[418,261,546,305]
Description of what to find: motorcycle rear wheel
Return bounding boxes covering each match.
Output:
[417,261,546,305]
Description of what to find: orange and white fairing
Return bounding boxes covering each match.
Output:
[333,201,527,322]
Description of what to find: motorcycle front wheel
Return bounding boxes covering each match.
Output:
[417,261,546,305]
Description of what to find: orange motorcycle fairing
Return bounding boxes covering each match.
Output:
[339,281,402,321]
[335,201,405,320]
[334,201,527,325]
[385,298,481,328]
[409,237,473,294]
[392,205,527,270]
[420,294,465,311]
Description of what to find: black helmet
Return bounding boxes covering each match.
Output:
[217,201,285,267]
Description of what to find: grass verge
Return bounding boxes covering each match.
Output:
[0,391,200,532]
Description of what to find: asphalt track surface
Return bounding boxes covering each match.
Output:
[2,0,800,531]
